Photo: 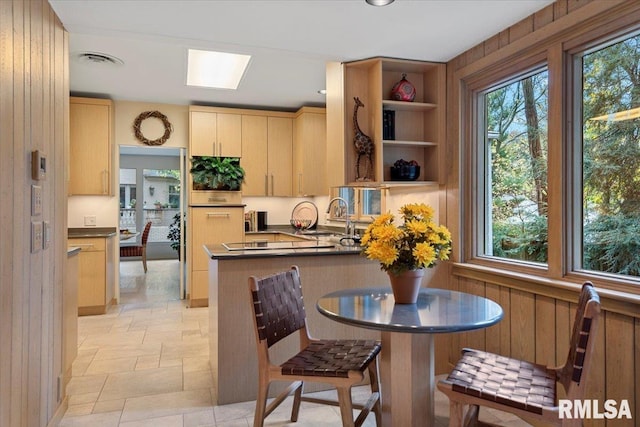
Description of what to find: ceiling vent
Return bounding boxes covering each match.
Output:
[74,52,124,66]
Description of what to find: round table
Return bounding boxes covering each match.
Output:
[317,287,503,427]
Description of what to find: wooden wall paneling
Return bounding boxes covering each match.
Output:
[444,275,461,368]
[1,1,67,425]
[533,4,555,30]
[604,312,635,427]
[583,309,606,427]
[554,300,571,367]
[466,44,485,67]
[483,34,501,57]
[29,2,45,423]
[16,2,31,425]
[509,16,534,43]
[534,295,556,366]
[553,0,569,19]
[567,0,591,14]
[498,286,512,357]
[498,30,510,50]
[484,283,502,354]
[509,289,536,361]
[458,278,485,351]
[0,0,13,425]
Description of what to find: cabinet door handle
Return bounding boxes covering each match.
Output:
[271,174,274,196]
[212,140,217,156]
[75,243,95,249]
[206,212,230,217]
[264,175,268,196]
[208,196,227,202]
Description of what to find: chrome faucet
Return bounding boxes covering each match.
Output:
[326,197,352,236]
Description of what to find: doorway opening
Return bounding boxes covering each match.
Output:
[118,146,186,303]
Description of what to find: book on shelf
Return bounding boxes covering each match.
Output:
[383,110,395,141]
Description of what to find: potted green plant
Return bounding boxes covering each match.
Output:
[167,212,186,260]
[190,156,245,191]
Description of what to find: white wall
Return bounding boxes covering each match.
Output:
[243,188,440,231]
[68,101,189,228]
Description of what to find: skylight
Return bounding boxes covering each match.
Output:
[186,49,251,90]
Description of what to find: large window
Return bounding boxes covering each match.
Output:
[480,69,549,264]
[579,33,640,279]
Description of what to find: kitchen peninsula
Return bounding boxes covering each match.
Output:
[204,237,388,404]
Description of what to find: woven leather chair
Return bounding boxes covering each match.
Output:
[438,282,600,427]
[119,221,152,273]
[248,266,382,427]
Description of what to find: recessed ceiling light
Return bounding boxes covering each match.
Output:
[366,0,394,6]
[187,49,251,90]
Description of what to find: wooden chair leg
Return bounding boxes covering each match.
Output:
[449,400,464,427]
[367,359,382,426]
[336,386,355,427]
[142,247,147,273]
[291,381,303,422]
[253,380,269,427]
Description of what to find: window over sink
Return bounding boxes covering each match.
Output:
[329,186,388,223]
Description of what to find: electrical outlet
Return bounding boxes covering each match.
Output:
[31,221,43,253]
[31,185,42,216]
[84,215,97,226]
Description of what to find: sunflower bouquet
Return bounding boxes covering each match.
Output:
[360,203,452,275]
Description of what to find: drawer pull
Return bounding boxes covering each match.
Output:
[206,212,231,217]
[208,197,227,202]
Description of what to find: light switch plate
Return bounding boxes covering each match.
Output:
[31,185,42,216]
[43,221,50,250]
[84,215,97,226]
[31,221,43,253]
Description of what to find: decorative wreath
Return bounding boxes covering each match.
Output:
[133,110,173,146]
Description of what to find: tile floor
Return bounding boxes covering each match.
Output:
[60,259,531,427]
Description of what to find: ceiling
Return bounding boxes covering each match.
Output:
[49,0,554,111]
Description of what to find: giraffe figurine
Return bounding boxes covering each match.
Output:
[353,97,374,181]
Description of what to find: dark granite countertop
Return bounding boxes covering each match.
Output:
[204,241,363,259]
[68,227,117,238]
[67,247,81,256]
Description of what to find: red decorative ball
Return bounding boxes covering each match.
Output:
[390,73,416,102]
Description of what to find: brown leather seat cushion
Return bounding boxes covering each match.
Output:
[281,339,381,378]
[120,246,143,257]
[446,349,557,415]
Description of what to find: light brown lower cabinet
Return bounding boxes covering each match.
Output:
[68,236,115,315]
[188,205,244,307]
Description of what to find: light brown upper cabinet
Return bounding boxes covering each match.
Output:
[189,107,242,157]
[326,58,446,187]
[240,114,268,196]
[267,117,293,196]
[293,107,327,196]
[241,113,293,197]
[69,97,114,195]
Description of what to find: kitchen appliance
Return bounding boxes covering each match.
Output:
[257,211,267,231]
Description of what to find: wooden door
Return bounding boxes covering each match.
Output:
[267,117,293,196]
[295,110,326,196]
[69,98,111,195]
[217,113,242,157]
[241,115,268,196]
[190,207,244,271]
[76,248,105,308]
[190,110,217,156]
